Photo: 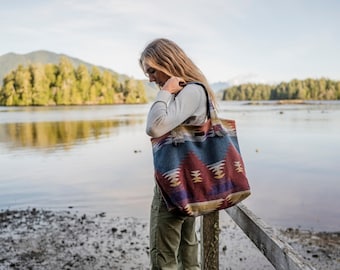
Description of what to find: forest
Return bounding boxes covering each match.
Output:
[0,57,147,106]
[2,55,339,105]
[222,78,340,101]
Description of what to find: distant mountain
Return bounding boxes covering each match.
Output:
[210,81,230,92]
[0,50,235,101]
[209,81,230,100]
[0,50,161,100]
[0,50,127,81]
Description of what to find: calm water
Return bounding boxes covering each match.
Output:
[0,101,339,232]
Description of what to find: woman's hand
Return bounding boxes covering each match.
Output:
[161,77,186,94]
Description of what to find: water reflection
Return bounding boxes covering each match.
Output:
[0,103,340,231]
[0,105,153,224]
[0,119,144,151]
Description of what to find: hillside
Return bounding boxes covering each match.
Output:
[0,50,160,101]
[0,50,230,102]
[0,50,127,81]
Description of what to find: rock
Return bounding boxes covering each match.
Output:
[0,209,339,269]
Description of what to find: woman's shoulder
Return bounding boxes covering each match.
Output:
[176,82,207,111]
[180,82,206,97]
[185,82,206,90]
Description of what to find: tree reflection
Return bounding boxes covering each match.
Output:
[0,119,143,151]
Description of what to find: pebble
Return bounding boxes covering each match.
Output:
[0,208,338,270]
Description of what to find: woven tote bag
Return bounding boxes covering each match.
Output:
[151,82,250,216]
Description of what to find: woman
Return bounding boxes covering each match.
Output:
[139,38,216,269]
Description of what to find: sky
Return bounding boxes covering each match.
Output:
[1,0,339,85]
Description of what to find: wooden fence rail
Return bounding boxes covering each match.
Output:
[200,204,316,270]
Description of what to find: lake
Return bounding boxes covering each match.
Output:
[0,101,339,232]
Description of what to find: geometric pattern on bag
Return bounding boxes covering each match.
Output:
[151,83,251,217]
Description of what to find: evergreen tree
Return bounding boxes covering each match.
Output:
[30,64,50,105]
[14,65,32,105]
[76,64,91,103]
[0,56,147,106]
[45,64,58,105]
[222,78,340,101]
[101,70,116,104]
[0,76,16,105]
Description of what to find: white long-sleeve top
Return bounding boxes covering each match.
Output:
[146,83,207,138]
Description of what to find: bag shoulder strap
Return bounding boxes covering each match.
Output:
[184,81,219,122]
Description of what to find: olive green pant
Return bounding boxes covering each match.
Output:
[150,185,200,270]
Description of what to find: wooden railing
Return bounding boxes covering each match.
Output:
[200,204,316,270]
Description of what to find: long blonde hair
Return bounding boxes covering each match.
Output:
[139,38,216,105]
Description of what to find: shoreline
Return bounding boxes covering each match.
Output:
[0,208,339,269]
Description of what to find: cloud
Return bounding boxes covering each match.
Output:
[1,0,340,83]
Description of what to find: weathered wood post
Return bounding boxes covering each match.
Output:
[200,211,219,270]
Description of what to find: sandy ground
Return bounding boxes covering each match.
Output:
[0,208,339,270]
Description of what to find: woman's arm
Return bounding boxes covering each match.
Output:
[146,84,207,138]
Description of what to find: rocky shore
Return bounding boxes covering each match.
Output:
[0,208,338,270]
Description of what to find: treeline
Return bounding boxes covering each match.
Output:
[222,78,340,101]
[0,57,147,106]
